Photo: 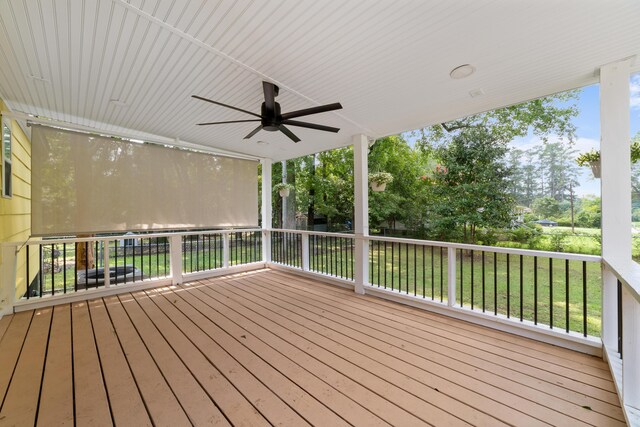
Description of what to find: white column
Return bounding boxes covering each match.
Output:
[353,134,369,294]
[170,235,183,285]
[622,285,640,409]
[447,247,457,307]
[223,233,230,268]
[0,246,17,316]
[261,159,272,263]
[301,234,310,271]
[600,59,632,262]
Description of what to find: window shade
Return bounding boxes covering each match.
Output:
[31,125,258,236]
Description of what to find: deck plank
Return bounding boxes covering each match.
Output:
[133,290,270,427]
[161,286,343,426]
[146,287,311,426]
[0,307,52,427]
[185,281,476,427]
[0,269,625,426]
[116,292,230,426]
[263,271,620,403]
[71,301,112,427]
[88,298,152,427]
[37,305,74,426]
[0,311,32,406]
[238,272,626,426]
[0,315,14,344]
[263,271,625,420]
[101,295,191,427]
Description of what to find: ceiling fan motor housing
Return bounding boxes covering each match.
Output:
[261,102,282,131]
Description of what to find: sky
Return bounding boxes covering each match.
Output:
[508,74,640,197]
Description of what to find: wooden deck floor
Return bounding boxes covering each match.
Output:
[0,269,625,426]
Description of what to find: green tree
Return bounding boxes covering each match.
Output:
[532,196,563,219]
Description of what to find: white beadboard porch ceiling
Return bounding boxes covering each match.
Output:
[0,0,639,161]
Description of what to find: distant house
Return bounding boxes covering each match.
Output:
[535,219,558,227]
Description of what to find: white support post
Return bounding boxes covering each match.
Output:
[0,246,17,316]
[223,233,230,269]
[103,241,110,288]
[170,235,183,285]
[353,134,369,295]
[600,58,632,263]
[601,265,619,349]
[301,234,310,271]
[447,247,457,307]
[261,159,272,263]
[622,285,640,409]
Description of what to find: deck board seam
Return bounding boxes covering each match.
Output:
[33,305,55,426]
[0,311,34,412]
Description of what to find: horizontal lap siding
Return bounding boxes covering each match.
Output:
[0,100,34,299]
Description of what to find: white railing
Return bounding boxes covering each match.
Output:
[0,228,264,312]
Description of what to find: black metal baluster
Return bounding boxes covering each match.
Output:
[493,253,497,315]
[565,259,570,333]
[582,261,587,337]
[440,247,443,302]
[617,280,623,356]
[391,242,395,291]
[520,254,524,322]
[534,257,538,325]
[51,244,55,295]
[140,239,145,279]
[63,243,67,293]
[470,249,474,310]
[384,241,388,289]
[413,244,416,296]
[39,245,43,296]
[429,246,433,300]
[506,253,510,318]
[26,245,30,299]
[350,238,354,279]
[482,251,485,312]
[549,258,553,329]
[377,240,381,287]
[85,242,89,287]
[95,241,99,287]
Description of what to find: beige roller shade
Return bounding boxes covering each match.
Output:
[31,125,258,236]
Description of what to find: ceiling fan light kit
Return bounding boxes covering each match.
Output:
[193,81,343,143]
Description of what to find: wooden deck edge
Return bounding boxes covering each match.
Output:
[12,263,266,313]
[604,345,639,426]
[266,263,602,357]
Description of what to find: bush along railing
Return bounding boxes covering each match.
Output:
[5,229,263,302]
[367,236,602,338]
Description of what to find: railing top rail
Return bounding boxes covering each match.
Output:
[1,228,263,248]
[270,228,355,239]
[366,235,601,262]
[603,258,640,304]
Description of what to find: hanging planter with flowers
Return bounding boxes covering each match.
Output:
[576,141,640,179]
[368,172,393,192]
[273,182,294,198]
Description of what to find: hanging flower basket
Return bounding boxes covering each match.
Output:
[273,183,293,198]
[371,181,387,192]
[368,172,393,192]
[590,160,601,178]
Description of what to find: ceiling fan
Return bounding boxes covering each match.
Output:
[192,81,343,143]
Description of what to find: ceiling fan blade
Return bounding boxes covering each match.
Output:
[263,81,278,113]
[243,125,263,139]
[281,119,340,133]
[281,102,343,120]
[278,125,301,143]
[192,95,262,118]
[197,119,261,126]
